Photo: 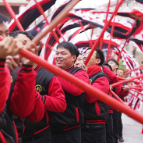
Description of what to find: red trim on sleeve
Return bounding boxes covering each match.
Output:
[21,64,33,72]
[34,125,49,135]
[0,58,5,71]
[13,121,19,143]
[0,131,7,143]
[75,107,79,123]
[95,102,101,116]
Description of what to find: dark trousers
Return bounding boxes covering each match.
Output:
[112,110,119,143]
[118,112,123,137]
[105,114,115,143]
[22,127,51,143]
[81,124,106,143]
[52,126,81,143]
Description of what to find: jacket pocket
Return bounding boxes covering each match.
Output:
[75,107,79,123]
[95,102,101,116]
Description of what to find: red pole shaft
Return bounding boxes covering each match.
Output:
[78,21,93,47]
[124,65,143,75]
[128,86,143,90]
[117,77,126,80]
[110,90,125,104]
[129,92,143,102]
[84,0,124,65]
[134,80,143,84]
[106,18,116,61]
[117,40,127,62]
[117,19,136,62]
[20,48,143,124]
[111,74,143,87]
[56,27,66,42]
[106,0,117,61]
[131,89,143,96]
[91,28,94,42]
[3,0,24,31]
[32,0,81,45]
[34,0,60,43]
[100,0,111,50]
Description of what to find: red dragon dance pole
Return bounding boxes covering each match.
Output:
[34,0,61,43]
[111,74,143,87]
[3,0,24,31]
[84,0,124,65]
[110,90,125,104]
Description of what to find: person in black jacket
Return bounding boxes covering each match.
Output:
[0,14,42,143]
[81,48,110,143]
[51,42,90,143]
[117,69,125,142]
[9,31,67,143]
[107,59,129,143]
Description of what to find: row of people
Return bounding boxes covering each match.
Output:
[0,13,129,143]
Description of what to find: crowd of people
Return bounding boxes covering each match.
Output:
[0,13,130,143]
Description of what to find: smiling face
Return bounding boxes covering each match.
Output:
[83,49,101,67]
[55,46,76,70]
[0,22,9,38]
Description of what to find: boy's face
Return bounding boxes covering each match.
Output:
[108,60,118,72]
[83,49,101,67]
[0,22,9,38]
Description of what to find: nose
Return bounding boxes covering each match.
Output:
[55,53,61,59]
[83,55,87,62]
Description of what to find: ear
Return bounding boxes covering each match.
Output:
[72,55,77,62]
[96,59,101,65]
[116,65,119,70]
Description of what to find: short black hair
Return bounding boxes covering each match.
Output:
[57,42,79,57]
[107,58,119,66]
[9,30,33,40]
[118,68,124,73]
[86,48,105,66]
[0,13,8,23]
[103,62,112,71]
[95,48,105,66]
[9,30,43,55]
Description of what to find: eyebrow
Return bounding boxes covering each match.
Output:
[0,30,9,32]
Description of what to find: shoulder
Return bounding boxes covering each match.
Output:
[38,67,55,77]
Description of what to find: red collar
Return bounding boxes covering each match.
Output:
[66,66,74,72]
[87,65,102,77]
[34,65,41,72]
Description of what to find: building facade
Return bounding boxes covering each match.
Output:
[0,0,29,21]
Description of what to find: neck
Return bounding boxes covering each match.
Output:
[33,63,38,69]
[113,69,117,74]
[66,65,74,70]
